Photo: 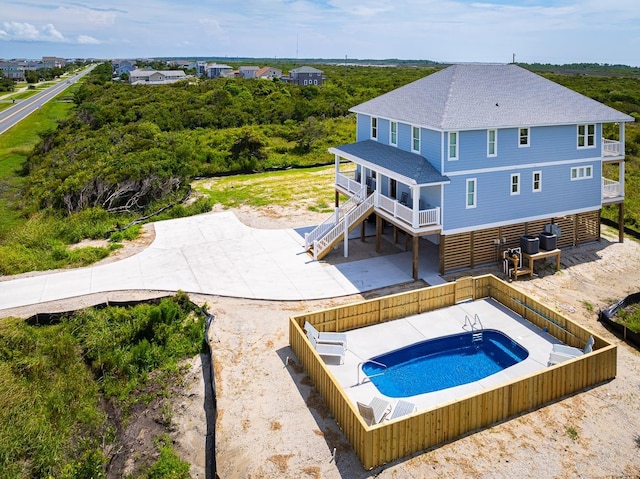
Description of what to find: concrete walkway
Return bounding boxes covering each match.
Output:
[0,212,445,311]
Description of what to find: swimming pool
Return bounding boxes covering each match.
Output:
[362,330,529,397]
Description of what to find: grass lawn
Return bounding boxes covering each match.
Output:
[194,165,345,214]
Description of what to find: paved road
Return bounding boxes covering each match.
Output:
[0,65,95,135]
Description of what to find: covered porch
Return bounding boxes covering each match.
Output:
[329,140,449,235]
[328,141,450,280]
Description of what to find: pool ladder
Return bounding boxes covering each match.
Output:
[357,359,387,385]
[465,313,484,343]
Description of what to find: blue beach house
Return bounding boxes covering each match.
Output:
[305,64,633,276]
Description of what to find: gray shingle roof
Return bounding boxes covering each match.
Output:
[350,64,634,130]
[329,140,449,186]
[291,66,323,74]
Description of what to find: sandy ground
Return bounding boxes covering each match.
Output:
[3,206,640,478]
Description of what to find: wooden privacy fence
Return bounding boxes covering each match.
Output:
[289,274,617,469]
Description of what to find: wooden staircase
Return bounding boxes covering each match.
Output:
[305,190,375,261]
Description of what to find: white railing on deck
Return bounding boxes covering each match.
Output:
[336,171,362,195]
[603,139,621,157]
[602,178,622,198]
[304,186,366,251]
[313,193,375,260]
[376,194,440,228]
[419,206,441,226]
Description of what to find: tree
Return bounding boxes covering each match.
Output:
[296,116,326,153]
[229,129,266,171]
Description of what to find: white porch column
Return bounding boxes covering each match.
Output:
[620,122,625,156]
[343,211,349,257]
[411,185,419,228]
[620,161,625,198]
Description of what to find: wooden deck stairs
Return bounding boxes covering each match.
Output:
[304,189,375,261]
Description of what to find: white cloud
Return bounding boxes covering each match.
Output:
[0,21,65,42]
[77,35,100,44]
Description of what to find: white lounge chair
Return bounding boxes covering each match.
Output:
[357,397,391,426]
[552,335,594,356]
[308,333,345,365]
[304,321,348,348]
[548,335,594,366]
[389,399,417,420]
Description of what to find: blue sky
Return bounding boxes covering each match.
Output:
[1,0,639,65]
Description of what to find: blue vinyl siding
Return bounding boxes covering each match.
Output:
[423,129,441,171]
[357,114,371,141]
[378,118,390,145]
[397,123,412,151]
[444,124,602,174]
[442,161,602,232]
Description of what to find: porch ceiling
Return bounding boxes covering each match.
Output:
[329,140,450,186]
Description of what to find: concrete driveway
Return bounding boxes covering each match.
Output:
[0,212,444,311]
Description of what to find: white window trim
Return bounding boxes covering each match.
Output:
[532,171,542,192]
[487,129,497,157]
[518,127,530,148]
[371,117,378,140]
[466,178,476,209]
[577,123,596,149]
[411,126,421,153]
[448,131,458,160]
[390,121,398,146]
[571,165,593,180]
[510,173,520,196]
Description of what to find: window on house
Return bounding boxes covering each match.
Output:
[466,178,476,208]
[519,127,530,147]
[412,126,420,152]
[571,165,593,180]
[532,171,542,192]
[390,121,397,146]
[487,129,497,157]
[314,79,318,85]
[511,173,520,195]
[577,124,595,148]
[449,132,458,160]
[371,117,378,140]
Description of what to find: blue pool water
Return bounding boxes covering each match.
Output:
[361,330,528,397]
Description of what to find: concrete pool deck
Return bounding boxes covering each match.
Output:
[326,298,562,414]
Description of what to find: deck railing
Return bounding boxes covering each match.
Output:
[602,177,622,199]
[304,186,366,251]
[376,194,440,229]
[312,193,375,260]
[336,171,362,196]
[603,138,622,157]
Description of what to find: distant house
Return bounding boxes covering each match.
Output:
[129,69,187,85]
[205,63,233,79]
[113,60,136,76]
[238,66,260,79]
[284,66,324,86]
[42,56,66,68]
[307,64,634,277]
[0,61,24,80]
[256,66,282,80]
[169,59,196,70]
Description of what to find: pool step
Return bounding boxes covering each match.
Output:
[472,331,483,342]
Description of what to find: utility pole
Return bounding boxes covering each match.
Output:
[512,53,516,64]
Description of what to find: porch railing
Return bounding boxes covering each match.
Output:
[377,194,440,229]
[602,177,622,199]
[313,193,375,260]
[336,171,362,196]
[304,185,366,251]
[603,139,622,157]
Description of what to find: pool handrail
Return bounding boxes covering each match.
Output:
[357,359,387,385]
